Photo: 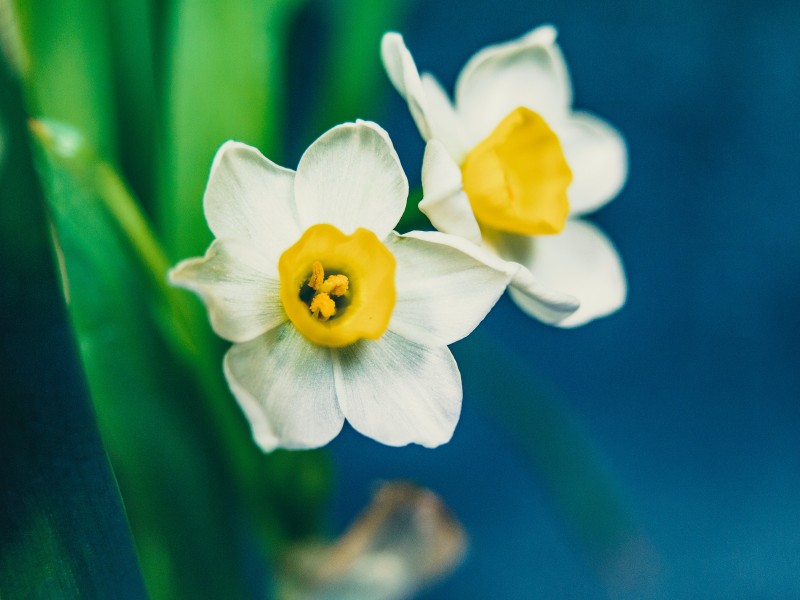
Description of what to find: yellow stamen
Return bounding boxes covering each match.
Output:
[319,274,349,297]
[308,260,325,290]
[309,292,336,321]
[306,261,349,319]
[460,106,572,235]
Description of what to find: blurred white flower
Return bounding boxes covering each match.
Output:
[382,26,628,327]
[171,121,524,450]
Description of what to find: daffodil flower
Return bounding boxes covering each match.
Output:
[382,25,628,327]
[170,121,538,450]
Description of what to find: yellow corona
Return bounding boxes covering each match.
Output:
[279,224,396,347]
[460,107,572,236]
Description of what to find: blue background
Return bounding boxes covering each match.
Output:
[327,1,800,598]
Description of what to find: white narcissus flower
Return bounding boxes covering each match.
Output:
[382,26,628,327]
[170,121,566,450]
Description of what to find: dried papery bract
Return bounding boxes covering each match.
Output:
[280,482,466,600]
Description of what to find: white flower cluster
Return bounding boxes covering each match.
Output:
[171,26,627,451]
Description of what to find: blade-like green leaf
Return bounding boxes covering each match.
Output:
[158,0,307,260]
[32,120,333,593]
[106,0,159,213]
[456,331,662,597]
[0,61,147,600]
[31,122,259,600]
[10,0,333,587]
[12,0,117,160]
[97,147,334,553]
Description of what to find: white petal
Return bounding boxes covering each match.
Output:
[507,266,583,325]
[294,121,407,239]
[385,231,510,346]
[333,331,461,448]
[507,220,626,327]
[169,239,285,343]
[558,111,628,217]
[224,323,344,451]
[455,24,572,144]
[406,229,580,324]
[381,32,433,140]
[204,141,301,260]
[419,140,481,244]
[382,34,472,161]
[420,73,471,161]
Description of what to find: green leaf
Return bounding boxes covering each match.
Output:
[8,0,335,592]
[105,0,160,213]
[158,0,307,260]
[31,121,259,600]
[32,119,334,592]
[0,59,147,600]
[456,331,661,595]
[11,0,332,562]
[12,0,117,160]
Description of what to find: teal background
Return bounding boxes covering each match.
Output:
[327,1,800,598]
